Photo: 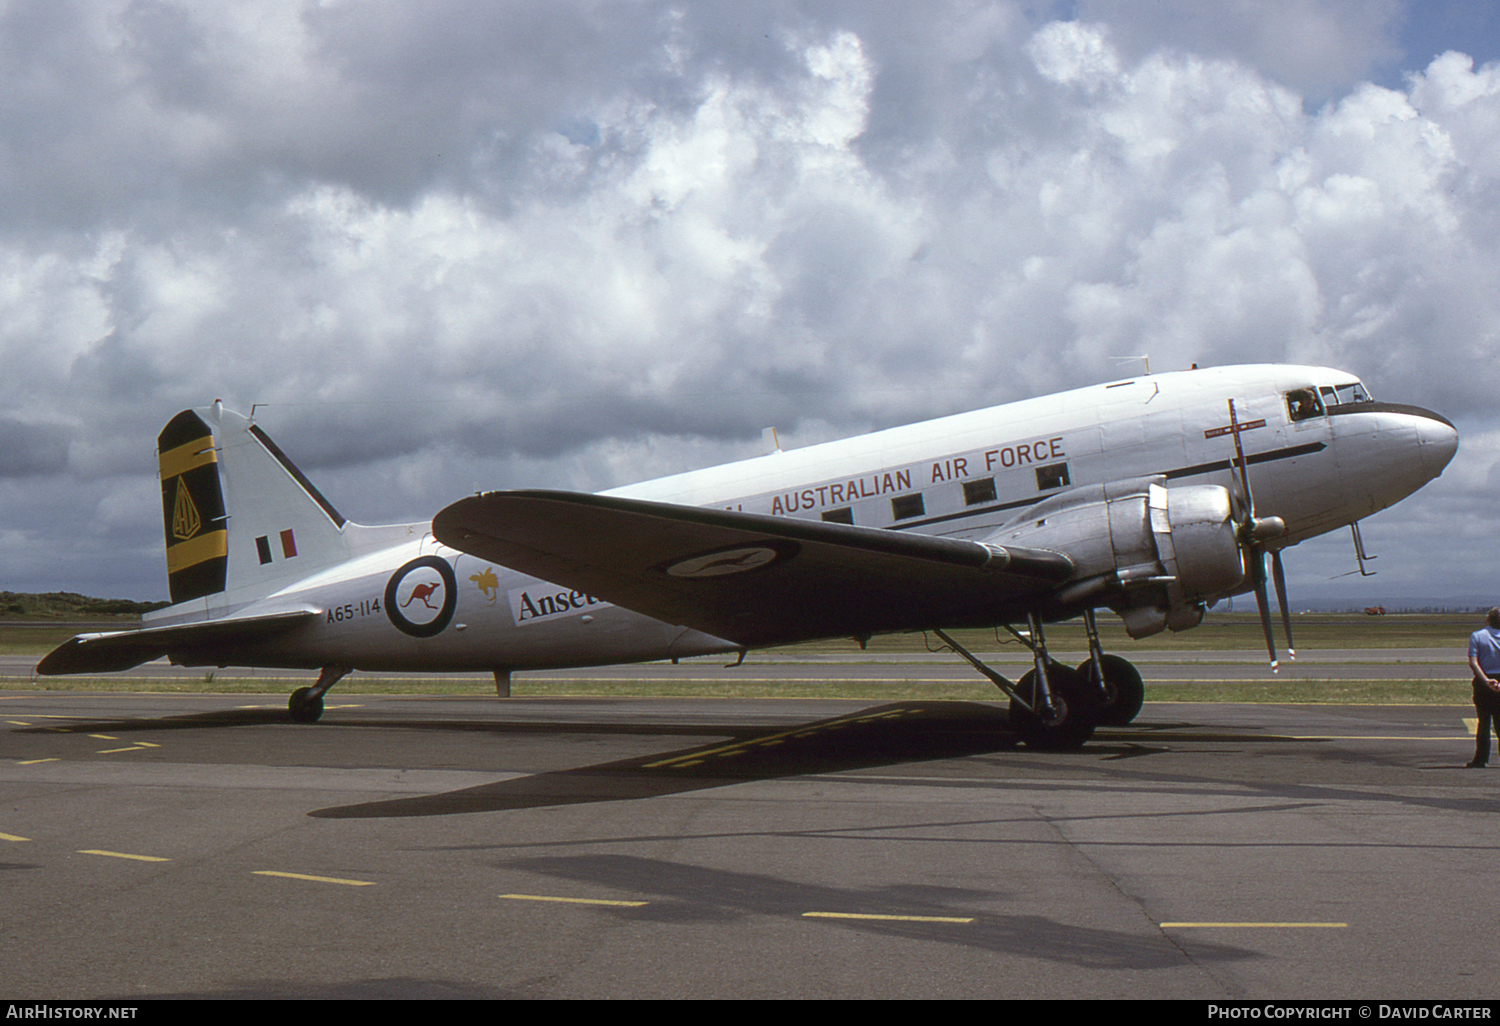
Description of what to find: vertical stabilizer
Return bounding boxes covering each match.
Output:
[158,410,228,604]
[155,404,354,615]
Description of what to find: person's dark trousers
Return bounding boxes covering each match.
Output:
[1472,680,1500,766]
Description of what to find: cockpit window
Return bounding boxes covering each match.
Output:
[1285,387,1325,422]
[1321,381,1372,406]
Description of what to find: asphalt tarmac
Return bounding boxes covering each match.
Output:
[1,681,1496,1000]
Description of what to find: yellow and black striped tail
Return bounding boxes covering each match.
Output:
[158,410,228,604]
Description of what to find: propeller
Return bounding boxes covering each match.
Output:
[1226,399,1293,671]
[1270,548,1296,661]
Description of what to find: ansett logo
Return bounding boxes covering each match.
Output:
[507,586,610,627]
[172,478,201,541]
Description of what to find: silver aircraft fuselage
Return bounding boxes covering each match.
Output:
[138,363,1454,673]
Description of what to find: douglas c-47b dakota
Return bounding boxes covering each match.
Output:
[39,364,1458,749]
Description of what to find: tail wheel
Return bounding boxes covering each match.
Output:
[1008,661,1099,750]
[288,686,324,724]
[1077,655,1145,726]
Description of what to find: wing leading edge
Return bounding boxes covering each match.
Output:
[432,490,1074,648]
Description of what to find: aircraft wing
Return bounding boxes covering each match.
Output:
[433,490,1074,648]
[36,610,318,675]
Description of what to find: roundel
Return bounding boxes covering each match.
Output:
[384,556,458,637]
[662,541,798,578]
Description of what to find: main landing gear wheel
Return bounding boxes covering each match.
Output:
[1078,654,1145,726]
[288,686,324,724]
[1008,661,1100,751]
[286,666,348,724]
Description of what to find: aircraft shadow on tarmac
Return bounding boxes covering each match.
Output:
[308,701,1023,819]
[26,700,1048,815]
[493,852,1256,970]
[22,706,306,732]
[299,706,1500,821]
[32,700,1493,822]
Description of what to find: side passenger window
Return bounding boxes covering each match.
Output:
[891,494,925,520]
[1035,463,1070,491]
[963,478,997,505]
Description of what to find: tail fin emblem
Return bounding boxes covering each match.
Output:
[172,478,202,541]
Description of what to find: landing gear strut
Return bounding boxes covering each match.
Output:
[288,665,350,723]
[1078,609,1145,726]
[935,616,1100,750]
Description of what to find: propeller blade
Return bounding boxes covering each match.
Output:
[1249,550,1280,673]
[1270,549,1296,660]
[1227,398,1282,672]
[1227,399,1255,514]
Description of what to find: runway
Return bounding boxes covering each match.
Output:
[1,687,1495,999]
[0,643,1467,683]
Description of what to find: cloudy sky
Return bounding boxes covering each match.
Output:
[4,0,1500,610]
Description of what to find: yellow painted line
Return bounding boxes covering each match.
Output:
[97,746,147,754]
[79,849,170,863]
[18,758,58,765]
[254,870,375,887]
[1113,732,1470,742]
[7,720,32,726]
[549,677,968,683]
[498,893,649,907]
[1286,735,1468,741]
[1161,922,1347,929]
[1464,717,1478,732]
[0,832,30,842]
[803,911,974,924]
[1144,678,1454,683]
[135,742,160,748]
[88,734,117,740]
[232,702,360,710]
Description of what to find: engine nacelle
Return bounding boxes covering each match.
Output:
[984,476,1247,638]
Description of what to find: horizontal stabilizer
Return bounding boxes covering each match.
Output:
[433,490,1073,648]
[36,610,318,676]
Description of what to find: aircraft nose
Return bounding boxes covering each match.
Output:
[1328,402,1458,514]
[1411,406,1459,480]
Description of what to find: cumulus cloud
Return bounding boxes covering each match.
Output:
[1076,0,1404,103]
[1,1,1498,604]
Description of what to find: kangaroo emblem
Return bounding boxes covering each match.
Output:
[402,582,442,610]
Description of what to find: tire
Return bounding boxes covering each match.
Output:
[1077,655,1145,726]
[1008,661,1099,750]
[288,686,324,724]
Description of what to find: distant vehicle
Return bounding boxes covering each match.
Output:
[38,364,1457,748]
[1365,606,1388,616]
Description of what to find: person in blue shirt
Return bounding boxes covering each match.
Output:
[1466,608,1500,767]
